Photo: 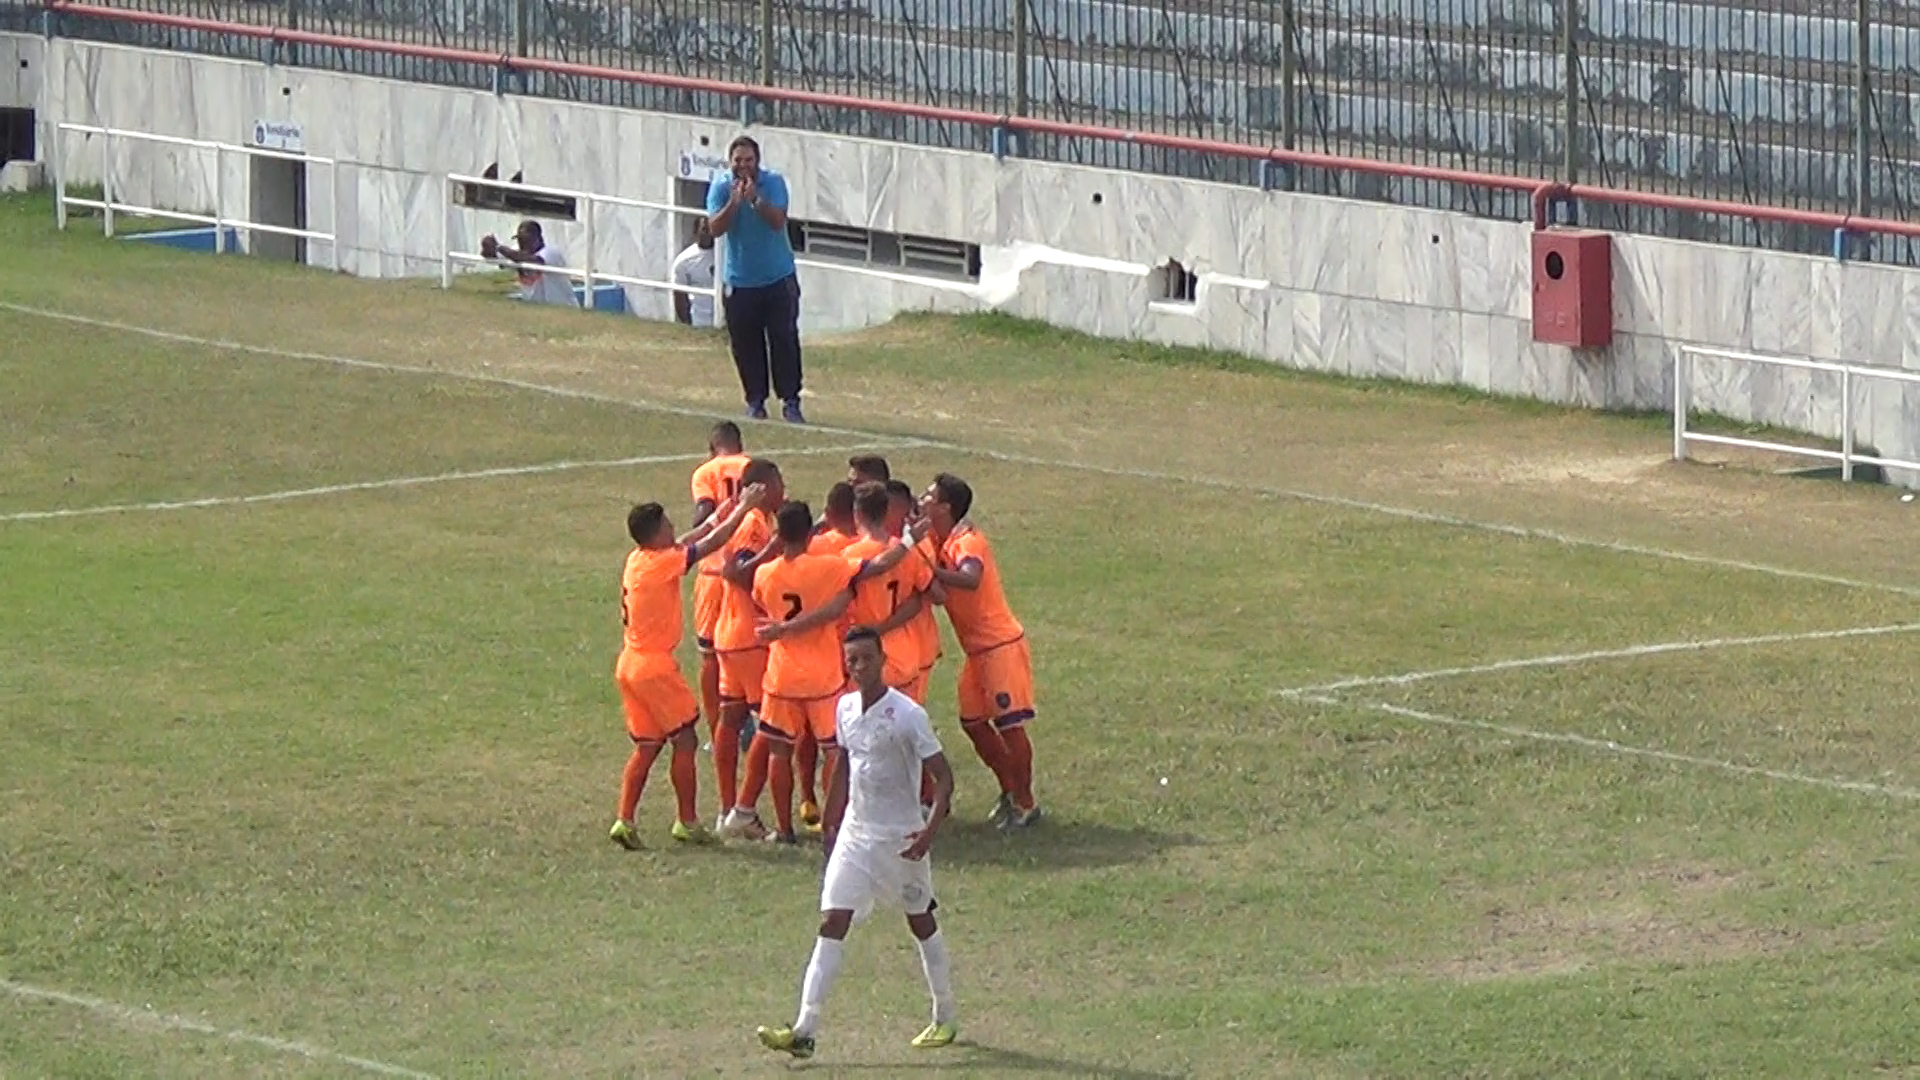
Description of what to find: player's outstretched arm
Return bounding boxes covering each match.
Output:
[902,751,954,861]
[683,484,767,562]
[820,745,850,860]
[930,557,983,591]
[851,523,928,584]
[722,535,783,589]
[757,590,852,642]
[868,591,924,637]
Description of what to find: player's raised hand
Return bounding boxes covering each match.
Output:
[740,482,770,510]
[479,234,499,259]
[899,826,935,861]
[905,516,932,545]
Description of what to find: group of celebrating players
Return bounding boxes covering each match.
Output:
[606,422,1043,1056]
[609,422,1042,849]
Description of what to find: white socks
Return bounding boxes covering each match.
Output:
[794,936,845,1037]
[917,930,956,1025]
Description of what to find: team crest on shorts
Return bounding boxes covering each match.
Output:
[995,692,1012,710]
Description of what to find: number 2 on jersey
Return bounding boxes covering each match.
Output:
[782,592,803,620]
[885,580,901,613]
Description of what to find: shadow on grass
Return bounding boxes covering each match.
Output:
[932,818,1202,871]
[813,1042,1188,1078]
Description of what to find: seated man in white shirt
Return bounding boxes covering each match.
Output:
[480,220,578,308]
[671,218,717,328]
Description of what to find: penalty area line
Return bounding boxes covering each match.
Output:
[1295,693,1920,802]
[0,442,905,524]
[9,301,1920,601]
[1275,620,1920,697]
[0,978,439,1079]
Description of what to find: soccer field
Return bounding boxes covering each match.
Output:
[2,192,1916,1078]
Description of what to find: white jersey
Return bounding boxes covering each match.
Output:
[670,243,716,327]
[835,687,941,842]
[516,247,578,307]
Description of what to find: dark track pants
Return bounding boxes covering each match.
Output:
[723,274,803,406]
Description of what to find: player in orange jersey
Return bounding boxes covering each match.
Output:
[794,480,861,830]
[844,482,941,700]
[886,480,944,703]
[609,482,767,850]
[723,500,922,843]
[809,482,860,554]
[712,457,786,834]
[690,422,751,764]
[847,454,890,486]
[922,473,1041,830]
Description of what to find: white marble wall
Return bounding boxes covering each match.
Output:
[0,34,40,115]
[24,33,1920,484]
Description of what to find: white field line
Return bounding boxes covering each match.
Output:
[1276,621,1920,698]
[1295,693,1920,802]
[0,978,440,1078]
[8,301,1920,601]
[0,443,901,524]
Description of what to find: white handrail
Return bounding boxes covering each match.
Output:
[55,122,341,270]
[443,172,724,322]
[1674,344,1920,482]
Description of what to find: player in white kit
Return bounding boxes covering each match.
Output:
[757,626,959,1060]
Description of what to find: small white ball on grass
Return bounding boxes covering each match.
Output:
[1159,777,1169,786]
[1903,494,1915,503]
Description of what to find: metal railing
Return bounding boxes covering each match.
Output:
[441,172,720,315]
[1673,344,1920,482]
[53,122,341,268]
[41,0,1920,260]
[40,1,1920,259]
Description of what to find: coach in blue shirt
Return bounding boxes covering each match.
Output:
[708,135,806,424]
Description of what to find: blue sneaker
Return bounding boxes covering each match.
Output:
[747,401,769,420]
[782,399,806,424]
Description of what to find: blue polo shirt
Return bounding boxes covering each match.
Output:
[707,167,797,288]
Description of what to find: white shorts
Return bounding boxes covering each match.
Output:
[820,834,937,923]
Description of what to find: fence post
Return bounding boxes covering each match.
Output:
[1561,0,1580,183]
[1013,0,1029,117]
[514,0,529,58]
[1279,0,1297,191]
[285,0,300,67]
[1854,0,1871,218]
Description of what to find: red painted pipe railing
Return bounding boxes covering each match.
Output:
[45,0,1920,247]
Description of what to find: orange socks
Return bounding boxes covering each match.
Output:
[670,744,698,824]
[1002,726,1036,811]
[770,751,796,835]
[796,731,819,806]
[713,712,743,813]
[962,720,1018,797]
[618,744,662,821]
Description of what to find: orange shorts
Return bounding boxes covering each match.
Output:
[717,646,768,706]
[896,669,931,706]
[692,573,724,651]
[615,650,700,744]
[958,637,1035,729]
[760,693,841,744]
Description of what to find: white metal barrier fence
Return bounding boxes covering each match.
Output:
[1674,344,1920,481]
[441,173,722,319]
[54,123,340,269]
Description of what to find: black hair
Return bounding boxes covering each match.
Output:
[709,421,743,453]
[884,479,915,504]
[776,500,814,543]
[848,454,891,483]
[853,482,890,525]
[740,458,781,488]
[627,502,667,545]
[931,472,973,521]
[825,482,857,521]
[843,625,884,653]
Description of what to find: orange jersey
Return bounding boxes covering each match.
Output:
[808,528,859,556]
[713,509,777,652]
[910,534,943,669]
[690,453,751,577]
[843,535,933,667]
[753,552,857,698]
[621,544,696,654]
[939,525,1024,655]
